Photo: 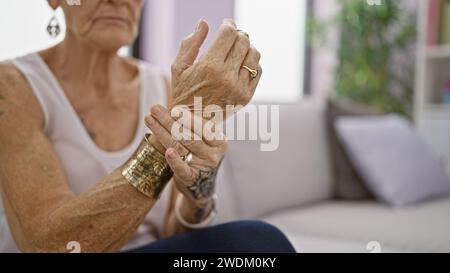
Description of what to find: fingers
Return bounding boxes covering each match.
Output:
[145,114,189,157]
[166,148,196,184]
[248,64,263,93]
[172,106,226,147]
[233,46,262,105]
[148,105,211,156]
[203,19,238,62]
[172,20,209,77]
[171,106,204,139]
[239,45,262,84]
[226,31,251,73]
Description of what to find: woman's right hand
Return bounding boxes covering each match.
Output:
[169,19,262,111]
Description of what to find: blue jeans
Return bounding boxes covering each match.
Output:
[128,220,296,253]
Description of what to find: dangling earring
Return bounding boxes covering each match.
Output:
[47,14,61,38]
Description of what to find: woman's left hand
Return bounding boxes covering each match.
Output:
[145,104,227,208]
[170,19,262,110]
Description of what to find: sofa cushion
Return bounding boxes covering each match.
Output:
[335,115,450,207]
[262,198,450,252]
[326,99,379,200]
[222,100,333,219]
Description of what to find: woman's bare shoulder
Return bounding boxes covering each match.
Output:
[0,61,25,85]
[0,62,31,99]
[0,62,44,129]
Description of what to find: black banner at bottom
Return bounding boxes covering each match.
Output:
[0,253,444,272]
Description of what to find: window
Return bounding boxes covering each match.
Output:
[0,0,66,61]
[235,0,307,103]
[0,0,129,61]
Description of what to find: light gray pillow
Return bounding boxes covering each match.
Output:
[335,114,450,207]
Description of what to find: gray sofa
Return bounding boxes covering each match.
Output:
[215,99,450,253]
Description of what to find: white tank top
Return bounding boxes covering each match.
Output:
[0,53,171,252]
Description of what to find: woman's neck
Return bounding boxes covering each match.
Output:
[40,33,133,94]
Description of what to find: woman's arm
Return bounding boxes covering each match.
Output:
[0,65,158,253]
[160,19,262,236]
[162,75,219,236]
[150,106,225,237]
[161,76,206,237]
[160,20,262,236]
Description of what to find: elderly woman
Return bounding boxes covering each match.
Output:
[0,0,294,253]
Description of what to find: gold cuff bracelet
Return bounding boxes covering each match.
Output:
[122,134,173,199]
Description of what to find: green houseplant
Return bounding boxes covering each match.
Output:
[309,0,417,116]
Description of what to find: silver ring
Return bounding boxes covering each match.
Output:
[183,152,193,164]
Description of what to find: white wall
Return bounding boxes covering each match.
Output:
[0,0,129,61]
[0,0,66,61]
[235,0,306,103]
[141,0,307,104]
[140,0,235,75]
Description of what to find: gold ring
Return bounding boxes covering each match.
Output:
[241,65,258,79]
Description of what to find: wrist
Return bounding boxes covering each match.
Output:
[184,191,213,209]
[176,193,218,229]
[179,193,214,224]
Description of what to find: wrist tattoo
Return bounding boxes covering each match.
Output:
[187,161,221,200]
